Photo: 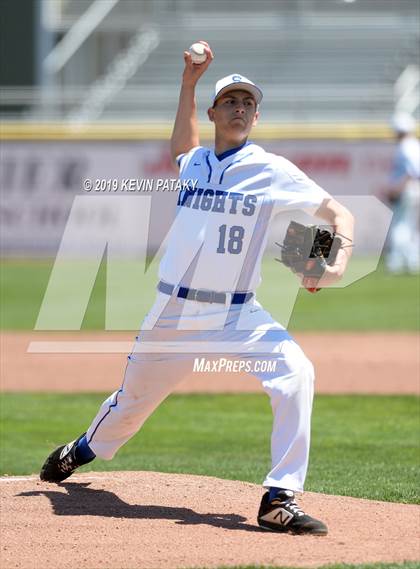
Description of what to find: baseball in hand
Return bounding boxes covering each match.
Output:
[188,43,207,64]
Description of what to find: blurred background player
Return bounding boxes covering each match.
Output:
[384,113,419,274]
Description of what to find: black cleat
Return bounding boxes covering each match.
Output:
[40,433,93,483]
[257,490,328,535]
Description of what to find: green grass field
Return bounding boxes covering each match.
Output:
[1,393,418,505]
[0,257,419,331]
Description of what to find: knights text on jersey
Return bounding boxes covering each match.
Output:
[158,143,330,293]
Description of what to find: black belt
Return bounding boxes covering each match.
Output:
[157,280,253,305]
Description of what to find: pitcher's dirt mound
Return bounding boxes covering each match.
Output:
[1,471,418,569]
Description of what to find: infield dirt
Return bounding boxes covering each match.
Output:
[1,471,419,569]
[1,331,419,394]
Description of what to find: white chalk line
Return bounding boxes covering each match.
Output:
[0,476,39,482]
[0,475,104,483]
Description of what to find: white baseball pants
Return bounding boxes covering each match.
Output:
[86,292,315,493]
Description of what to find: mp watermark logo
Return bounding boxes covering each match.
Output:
[29,186,392,355]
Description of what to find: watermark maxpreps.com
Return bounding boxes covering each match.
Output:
[193,357,277,374]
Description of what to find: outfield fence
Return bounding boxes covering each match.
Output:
[0,122,397,256]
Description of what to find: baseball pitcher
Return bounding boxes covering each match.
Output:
[40,41,354,536]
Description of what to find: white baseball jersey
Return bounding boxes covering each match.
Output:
[391,135,420,182]
[158,142,331,292]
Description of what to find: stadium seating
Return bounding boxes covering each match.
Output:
[2,0,419,122]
